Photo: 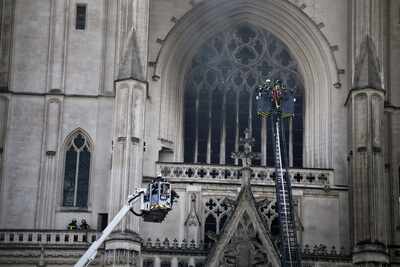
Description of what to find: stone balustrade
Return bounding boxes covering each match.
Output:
[0,229,99,246]
[0,230,351,265]
[142,237,349,259]
[156,162,334,187]
[0,230,348,258]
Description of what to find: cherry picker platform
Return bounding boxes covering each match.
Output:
[74,176,177,267]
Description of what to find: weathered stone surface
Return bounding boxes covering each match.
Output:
[0,0,399,266]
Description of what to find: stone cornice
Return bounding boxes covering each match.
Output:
[0,90,115,98]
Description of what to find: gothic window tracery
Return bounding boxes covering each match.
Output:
[258,198,303,247]
[203,198,232,245]
[62,131,91,208]
[184,23,304,167]
[258,199,278,230]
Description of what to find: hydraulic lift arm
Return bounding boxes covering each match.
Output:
[74,176,176,267]
[74,189,145,267]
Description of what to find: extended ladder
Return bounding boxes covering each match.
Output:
[256,79,301,266]
[273,117,301,267]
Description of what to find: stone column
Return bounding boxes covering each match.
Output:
[348,89,390,265]
[106,79,146,265]
[154,256,161,267]
[106,0,149,264]
[35,96,63,228]
[349,0,390,265]
[171,257,178,267]
[0,95,8,223]
[188,257,196,267]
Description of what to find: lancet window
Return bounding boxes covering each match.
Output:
[62,131,91,208]
[183,23,304,167]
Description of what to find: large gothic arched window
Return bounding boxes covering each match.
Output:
[62,131,92,208]
[183,23,304,167]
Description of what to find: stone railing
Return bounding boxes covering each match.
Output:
[142,237,348,257]
[142,238,206,253]
[0,229,100,247]
[142,237,351,264]
[156,162,334,187]
[0,230,351,265]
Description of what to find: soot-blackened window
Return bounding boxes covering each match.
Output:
[76,4,87,30]
[62,132,91,208]
[183,23,304,167]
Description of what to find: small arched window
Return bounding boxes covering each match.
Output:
[62,131,92,208]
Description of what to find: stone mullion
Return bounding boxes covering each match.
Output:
[73,150,81,207]
[234,91,239,165]
[261,117,267,166]
[289,117,293,167]
[154,256,161,267]
[206,90,212,164]
[219,92,226,164]
[194,87,199,163]
[248,90,253,135]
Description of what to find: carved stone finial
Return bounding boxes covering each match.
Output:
[231,128,259,169]
[231,129,260,186]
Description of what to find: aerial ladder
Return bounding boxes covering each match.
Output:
[256,79,302,266]
[74,176,177,267]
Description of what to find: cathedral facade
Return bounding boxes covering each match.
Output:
[0,0,400,266]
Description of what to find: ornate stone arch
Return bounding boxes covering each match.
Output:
[153,0,339,168]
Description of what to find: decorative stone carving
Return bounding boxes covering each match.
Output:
[105,249,138,266]
[219,211,272,267]
[205,185,280,267]
[184,193,201,245]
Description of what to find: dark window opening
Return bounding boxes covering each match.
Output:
[76,4,87,30]
[183,23,304,167]
[97,213,108,231]
[143,259,154,267]
[219,214,228,232]
[204,214,217,246]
